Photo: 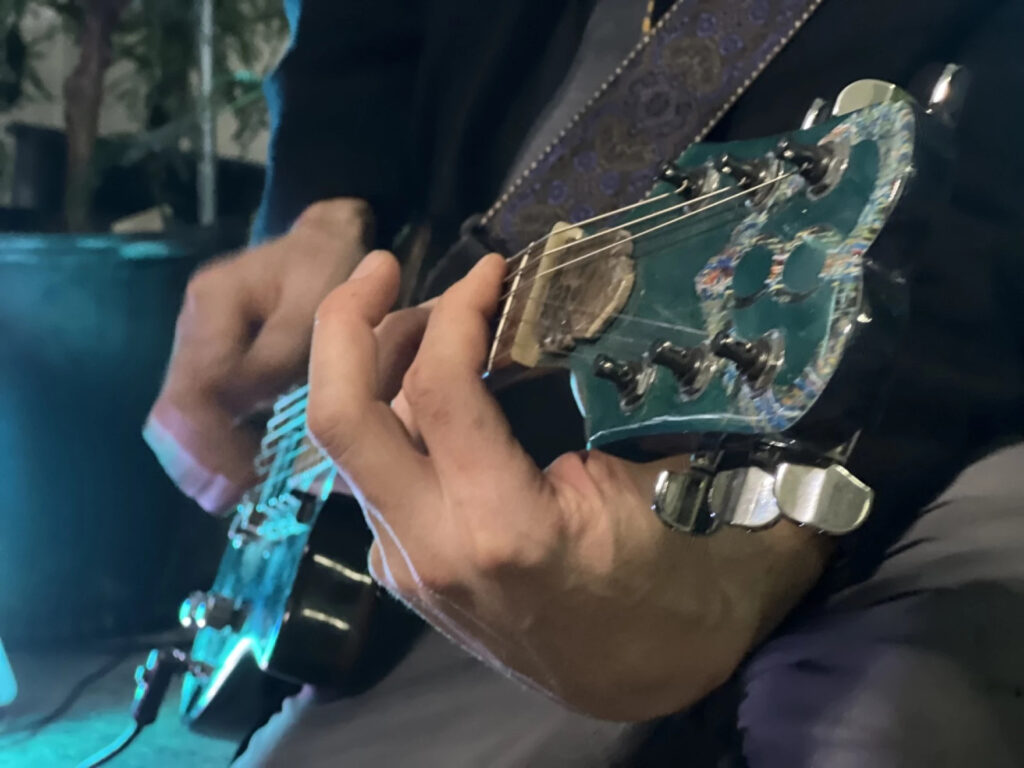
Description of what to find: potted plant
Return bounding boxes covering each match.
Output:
[1,0,287,230]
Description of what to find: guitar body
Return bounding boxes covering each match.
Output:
[179,494,421,737]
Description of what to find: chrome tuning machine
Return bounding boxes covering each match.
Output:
[652,455,873,537]
[650,340,715,399]
[593,354,654,412]
[657,161,715,200]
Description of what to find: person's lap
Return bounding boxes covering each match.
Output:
[740,442,1024,767]
[235,444,1024,767]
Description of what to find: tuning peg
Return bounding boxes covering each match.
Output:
[710,330,783,393]
[657,162,703,199]
[801,97,833,129]
[651,341,712,397]
[926,63,970,127]
[775,139,834,185]
[593,354,647,409]
[717,154,772,189]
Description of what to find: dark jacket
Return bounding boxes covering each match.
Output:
[256,0,1024,577]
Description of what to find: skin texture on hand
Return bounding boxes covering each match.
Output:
[144,198,375,513]
[308,250,833,721]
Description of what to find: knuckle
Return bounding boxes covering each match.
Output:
[472,536,518,575]
[402,364,453,431]
[581,451,620,486]
[306,395,356,459]
[183,264,221,309]
[314,285,348,325]
[401,362,431,403]
[415,561,458,595]
[468,522,551,575]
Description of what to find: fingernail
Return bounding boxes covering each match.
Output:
[351,251,387,280]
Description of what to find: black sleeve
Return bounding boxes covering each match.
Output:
[251,0,423,245]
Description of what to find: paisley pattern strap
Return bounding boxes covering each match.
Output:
[481,0,826,254]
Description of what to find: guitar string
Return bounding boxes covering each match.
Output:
[254,307,716,483]
[256,281,722,456]
[259,178,778,443]
[251,175,795,497]
[256,273,731,463]
[254,196,757,459]
[499,173,793,300]
[255,325,677,477]
[257,190,723,437]
[499,180,746,273]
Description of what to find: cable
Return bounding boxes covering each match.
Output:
[4,634,190,741]
[76,722,142,768]
[72,647,190,767]
[16,653,131,737]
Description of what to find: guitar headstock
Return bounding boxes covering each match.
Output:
[488,92,929,459]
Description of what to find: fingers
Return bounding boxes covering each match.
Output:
[147,198,375,512]
[308,252,435,511]
[237,200,375,402]
[147,261,266,511]
[402,255,541,489]
[143,401,255,513]
[374,304,432,400]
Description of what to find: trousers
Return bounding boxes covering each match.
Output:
[235,443,1024,767]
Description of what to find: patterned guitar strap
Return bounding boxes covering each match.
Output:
[425,0,827,292]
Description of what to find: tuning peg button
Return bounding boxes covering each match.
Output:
[179,590,244,631]
[651,341,713,398]
[775,139,834,185]
[593,354,650,410]
[657,162,705,199]
[717,154,772,189]
[710,330,784,393]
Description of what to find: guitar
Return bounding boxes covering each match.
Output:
[176,73,963,734]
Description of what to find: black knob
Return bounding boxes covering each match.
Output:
[651,341,705,390]
[657,162,698,198]
[593,354,642,405]
[717,154,770,189]
[775,139,834,185]
[711,331,771,382]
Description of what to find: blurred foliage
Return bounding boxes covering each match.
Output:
[111,0,288,153]
[0,0,288,151]
[0,0,61,110]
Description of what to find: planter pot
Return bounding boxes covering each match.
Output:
[5,122,266,230]
[0,232,237,643]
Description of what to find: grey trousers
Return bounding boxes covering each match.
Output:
[235,444,1024,767]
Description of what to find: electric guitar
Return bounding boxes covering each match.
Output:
[176,73,965,734]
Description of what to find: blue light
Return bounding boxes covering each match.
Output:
[0,637,16,705]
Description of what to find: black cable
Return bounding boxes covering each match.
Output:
[16,652,132,737]
[76,722,142,768]
[4,632,191,740]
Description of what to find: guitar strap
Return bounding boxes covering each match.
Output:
[424,0,827,294]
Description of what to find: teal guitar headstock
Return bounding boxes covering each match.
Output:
[488,89,936,460]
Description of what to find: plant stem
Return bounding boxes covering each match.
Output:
[63,0,131,232]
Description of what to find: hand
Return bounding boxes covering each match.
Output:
[308,250,832,721]
[145,199,374,513]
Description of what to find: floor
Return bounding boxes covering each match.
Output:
[0,638,237,768]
